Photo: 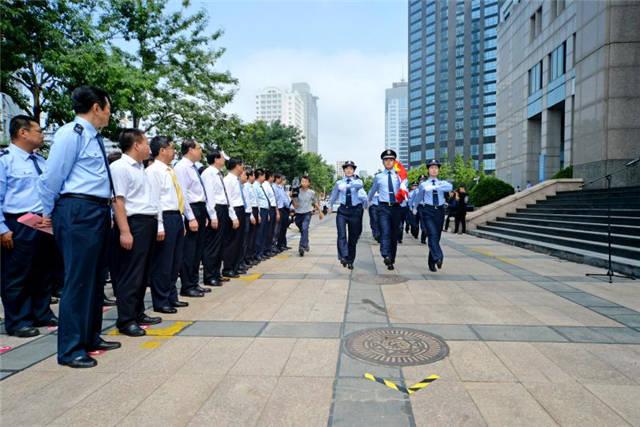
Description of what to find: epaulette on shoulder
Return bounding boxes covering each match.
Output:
[73,123,84,135]
[0,149,9,157]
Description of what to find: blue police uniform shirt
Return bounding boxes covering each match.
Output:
[329,176,364,207]
[370,193,380,206]
[412,178,453,207]
[368,169,401,203]
[0,144,47,234]
[38,117,111,216]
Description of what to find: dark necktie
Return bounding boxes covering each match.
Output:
[387,171,394,201]
[345,178,352,206]
[218,172,230,205]
[432,179,439,206]
[28,154,42,175]
[96,134,116,197]
[192,164,208,202]
[261,184,271,208]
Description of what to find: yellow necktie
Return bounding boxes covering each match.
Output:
[168,167,185,214]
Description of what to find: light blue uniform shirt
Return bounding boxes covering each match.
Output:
[0,144,46,234]
[412,178,453,207]
[275,184,290,209]
[329,176,364,207]
[38,117,111,215]
[368,169,401,203]
[254,181,270,209]
[370,193,379,206]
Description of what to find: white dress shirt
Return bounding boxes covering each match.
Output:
[244,181,258,208]
[224,172,244,209]
[262,181,277,207]
[146,160,184,232]
[110,153,159,220]
[202,166,236,220]
[173,157,206,221]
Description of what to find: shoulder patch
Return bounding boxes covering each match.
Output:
[73,123,84,135]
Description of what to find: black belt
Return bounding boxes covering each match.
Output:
[129,214,157,219]
[190,201,206,206]
[380,201,400,207]
[420,203,444,209]
[61,193,111,206]
[339,204,362,208]
[163,210,181,215]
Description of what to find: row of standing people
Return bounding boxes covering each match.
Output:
[0,86,321,369]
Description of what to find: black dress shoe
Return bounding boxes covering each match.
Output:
[340,260,347,267]
[155,306,177,314]
[138,315,162,325]
[90,339,121,352]
[347,263,354,270]
[119,323,146,337]
[299,248,304,257]
[34,316,58,327]
[205,280,223,287]
[219,277,231,282]
[50,296,59,305]
[428,258,437,272]
[197,286,212,293]
[180,289,204,297]
[11,326,39,338]
[103,296,117,306]
[59,355,97,368]
[387,264,395,271]
[222,271,240,278]
[171,300,189,308]
[437,259,443,269]
[237,268,248,275]
[384,257,393,266]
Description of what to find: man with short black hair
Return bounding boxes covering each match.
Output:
[110,129,162,336]
[174,140,208,297]
[146,136,188,313]
[39,86,120,368]
[1,115,58,338]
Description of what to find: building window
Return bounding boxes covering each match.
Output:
[530,6,542,41]
[483,158,496,170]
[528,61,542,95]
[410,151,422,162]
[549,41,566,82]
[483,142,496,154]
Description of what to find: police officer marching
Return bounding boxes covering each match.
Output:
[1,115,59,338]
[328,161,366,269]
[38,86,121,368]
[411,159,453,272]
[368,149,403,271]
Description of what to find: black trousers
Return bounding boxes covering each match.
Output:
[1,214,56,334]
[277,207,290,248]
[336,205,363,263]
[150,212,184,309]
[255,207,270,257]
[114,215,157,328]
[223,206,246,273]
[203,207,226,283]
[454,211,467,233]
[267,207,277,252]
[180,202,207,292]
[53,197,110,363]
[244,207,258,260]
[210,204,231,278]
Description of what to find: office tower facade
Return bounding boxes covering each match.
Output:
[292,83,319,153]
[407,0,498,173]
[385,81,409,166]
[496,0,640,188]
[255,84,319,153]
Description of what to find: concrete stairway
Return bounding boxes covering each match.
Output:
[470,186,640,277]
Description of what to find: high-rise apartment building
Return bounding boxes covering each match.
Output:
[255,83,319,153]
[385,81,409,166]
[407,0,499,173]
[496,0,640,188]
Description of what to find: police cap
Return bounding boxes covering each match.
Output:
[381,149,397,160]
[342,160,357,170]
[427,159,442,167]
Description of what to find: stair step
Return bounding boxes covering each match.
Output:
[485,221,640,246]
[476,224,640,259]
[495,217,640,236]
[517,208,640,218]
[469,229,640,278]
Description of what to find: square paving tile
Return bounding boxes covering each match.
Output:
[260,321,341,338]
[470,325,568,342]
[177,321,266,337]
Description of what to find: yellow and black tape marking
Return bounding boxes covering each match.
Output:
[364,373,439,395]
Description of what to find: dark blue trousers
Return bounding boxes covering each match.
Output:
[336,205,363,263]
[181,202,207,291]
[151,212,184,309]
[294,212,312,250]
[255,208,270,257]
[52,197,110,363]
[419,205,445,263]
[378,204,402,262]
[1,215,56,334]
[368,204,380,240]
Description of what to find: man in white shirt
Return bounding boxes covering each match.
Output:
[201,150,233,284]
[274,174,292,252]
[110,129,162,337]
[263,171,279,256]
[173,140,209,298]
[253,169,271,260]
[146,136,188,314]
[222,158,246,277]
[243,169,259,266]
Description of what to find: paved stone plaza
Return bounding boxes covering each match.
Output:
[1,217,640,426]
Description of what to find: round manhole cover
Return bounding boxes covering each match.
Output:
[352,274,408,285]
[344,327,449,366]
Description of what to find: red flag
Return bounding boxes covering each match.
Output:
[393,160,409,202]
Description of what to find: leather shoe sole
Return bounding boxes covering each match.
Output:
[59,356,97,368]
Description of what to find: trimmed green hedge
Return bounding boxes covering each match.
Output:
[551,165,573,179]
[469,176,515,207]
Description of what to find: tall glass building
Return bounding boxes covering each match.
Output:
[408,0,498,173]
